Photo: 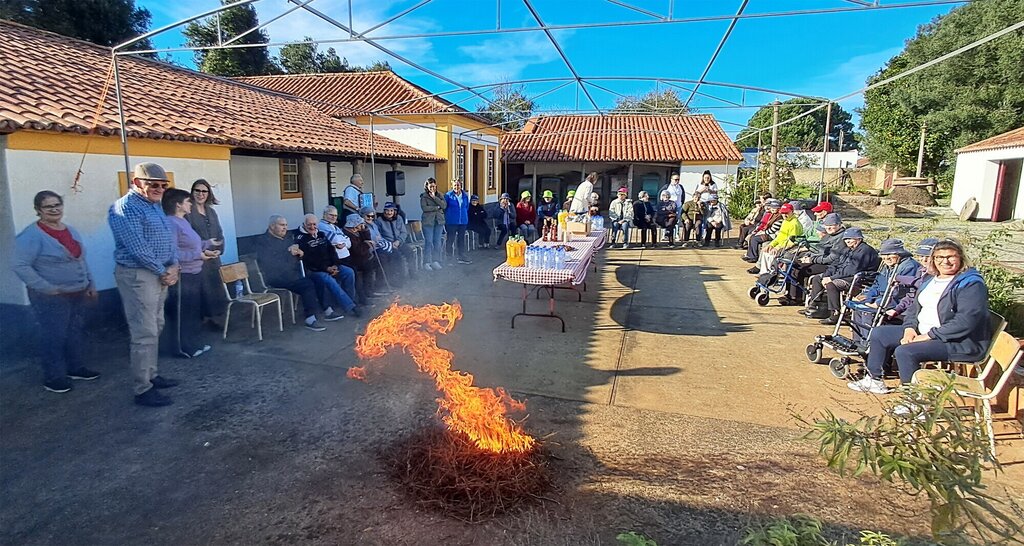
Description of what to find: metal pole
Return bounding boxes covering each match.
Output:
[916,120,927,177]
[112,54,132,182]
[837,128,845,152]
[818,102,832,202]
[369,114,376,197]
[755,131,762,202]
[769,100,779,196]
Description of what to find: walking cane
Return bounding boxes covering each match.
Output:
[373,249,393,292]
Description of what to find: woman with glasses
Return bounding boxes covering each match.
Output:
[185,179,226,328]
[849,239,990,394]
[13,190,100,393]
[419,178,446,270]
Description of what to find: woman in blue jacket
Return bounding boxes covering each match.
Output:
[849,239,990,394]
[444,179,472,264]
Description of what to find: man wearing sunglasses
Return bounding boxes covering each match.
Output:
[108,162,180,408]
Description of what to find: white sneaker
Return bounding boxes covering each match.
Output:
[423,262,434,271]
[432,261,442,269]
[847,376,891,394]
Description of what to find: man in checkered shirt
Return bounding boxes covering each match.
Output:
[108,162,180,407]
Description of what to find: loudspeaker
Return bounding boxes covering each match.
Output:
[386,171,406,196]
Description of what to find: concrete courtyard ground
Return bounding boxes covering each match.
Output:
[1,236,1022,545]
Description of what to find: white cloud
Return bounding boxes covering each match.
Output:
[442,31,568,87]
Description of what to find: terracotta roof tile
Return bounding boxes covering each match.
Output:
[236,72,470,117]
[501,114,742,163]
[956,126,1024,154]
[0,21,438,162]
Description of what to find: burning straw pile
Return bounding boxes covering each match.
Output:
[348,302,553,521]
[382,427,551,522]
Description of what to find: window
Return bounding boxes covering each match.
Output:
[487,150,495,190]
[280,158,300,198]
[456,144,466,182]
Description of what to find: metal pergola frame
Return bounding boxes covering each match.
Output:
[106,0,1018,198]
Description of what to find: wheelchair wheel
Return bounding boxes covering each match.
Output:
[755,292,770,306]
[747,286,759,300]
[805,343,824,364]
[828,357,849,379]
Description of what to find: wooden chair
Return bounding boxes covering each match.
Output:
[405,220,425,270]
[239,254,296,324]
[912,331,1023,459]
[219,262,283,341]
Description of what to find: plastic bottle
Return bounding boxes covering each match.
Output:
[506,238,514,265]
[556,246,566,269]
[525,246,534,268]
[234,280,244,298]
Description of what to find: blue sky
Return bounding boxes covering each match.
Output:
[138,0,962,137]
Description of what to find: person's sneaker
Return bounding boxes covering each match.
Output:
[742,256,756,263]
[135,388,173,407]
[432,261,443,269]
[68,368,100,381]
[847,376,891,394]
[348,306,363,318]
[44,378,73,393]
[324,311,345,322]
[458,258,473,264]
[819,313,840,326]
[777,297,800,306]
[150,375,179,389]
[622,244,631,249]
[746,266,760,274]
[424,262,434,271]
[305,320,327,332]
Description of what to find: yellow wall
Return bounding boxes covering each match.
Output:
[7,131,232,161]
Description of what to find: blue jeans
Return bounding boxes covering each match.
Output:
[309,271,356,312]
[422,223,444,264]
[610,221,631,245]
[517,223,537,242]
[447,224,468,260]
[866,324,951,383]
[27,289,87,382]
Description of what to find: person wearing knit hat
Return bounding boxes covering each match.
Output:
[882,237,940,322]
[467,194,492,250]
[654,190,679,246]
[812,226,881,325]
[847,238,921,339]
[344,214,363,228]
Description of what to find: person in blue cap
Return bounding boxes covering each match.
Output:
[883,237,939,321]
[810,227,880,325]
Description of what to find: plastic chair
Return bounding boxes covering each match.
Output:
[219,262,283,341]
[912,331,1023,459]
[239,253,296,324]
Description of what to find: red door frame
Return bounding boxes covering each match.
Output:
[991,161,1008,221]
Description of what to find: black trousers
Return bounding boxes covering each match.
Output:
[682,218,701,241]
[274,277,322,318]
[788,262,826,300]
[469,223,492,247]
[167,272,204,354]
[703,224,722,245]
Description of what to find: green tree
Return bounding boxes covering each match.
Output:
[611,89,689,115]
[859,0,1024,179]
[182,0,280,77]
[2,0,155,55]
[277,38,391,74]
[734,98,859,152]
[477,83,535,131]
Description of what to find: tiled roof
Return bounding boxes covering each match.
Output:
[956,126,1024,154]
[236,71,470,117]
[501,114,743,163]
[0,21,439,162]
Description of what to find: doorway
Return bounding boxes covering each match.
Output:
[993,158,1022,221]
[472,149,484,198]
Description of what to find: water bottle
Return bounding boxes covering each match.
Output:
[526,246,535,269]
[234,280,243,298]
[557,246,567,269]
[543,247,553,269]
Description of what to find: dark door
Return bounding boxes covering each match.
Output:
[472,149,484,198]
[993,158,1022,221]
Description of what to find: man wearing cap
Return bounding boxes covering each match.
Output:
[680,192,704,246]
[744,199,783,262]
[749,202,803,275]
[658,173,685,241]
[376,203,415,284]
[810,227,881,324]
[493,193,518,247]
[536,189,559,227]
[296,214,361,318]
[884,238,939,321]
[608,188,633,248]
[701,193,731,248]
[108,162,181,407]
[515,190,537,242]
[847,238,919,338]
[444,179,472,264]
[467,195,492,250]
[253,215,331,332]
[782,213,846,306]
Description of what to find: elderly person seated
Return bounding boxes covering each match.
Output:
[468,195,492,250]
[654,190,678,247]
[701,193,730,248]
[318,206,359,301]
[783,213,846,306]
[632,191,657,247]
[743,199,783,262]
[806,227,881,324]
[849,239,990,393]
[735,192,771,250]
[884,238,939,322]
[296,214,360,319]
[493,193,518,248]
[375,202,415,285]
[750,202,803,275]
[681,192,704,246]
[608,187,633,248]
[847,238,920,342]
[252,215,329,332]
[341,214,379,302]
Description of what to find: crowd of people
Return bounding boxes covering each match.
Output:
[11,162,995,406]
[733,192,992,394]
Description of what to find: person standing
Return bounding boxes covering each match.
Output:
[163,188,215,359]
[13,190,100,393]
[184,179,226,329]
[695,170,718,199]
[659,173,685,241]
[419,178,446,270]
[444,180,472,264]
[108,163,180,407]
[568,173,597,216]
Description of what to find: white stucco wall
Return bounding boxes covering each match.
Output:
[2,149,235,304]
[229,155,334,236]
[678,163,740,198]
[951,147,1024,220]
[370,123,437,155]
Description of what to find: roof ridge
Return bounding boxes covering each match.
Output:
[236,70,394,80]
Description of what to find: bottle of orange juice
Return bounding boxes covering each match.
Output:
[516,237,527,266]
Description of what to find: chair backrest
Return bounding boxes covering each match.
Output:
[238,253,270,292]
[219,262,249,284]
[983,331,1023,398]
[407,219,424,243]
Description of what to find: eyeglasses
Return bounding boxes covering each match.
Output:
[142,180,169,189]
[192,189,209,194]
[39,204,63,211]
[933,255,959,263]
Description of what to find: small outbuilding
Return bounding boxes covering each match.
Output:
[950,126,1024,221]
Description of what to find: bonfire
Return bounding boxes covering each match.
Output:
[347,301,551,521]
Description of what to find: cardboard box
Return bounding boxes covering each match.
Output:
[566,218,591,236]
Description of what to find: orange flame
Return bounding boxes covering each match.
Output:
[348,301,535,454]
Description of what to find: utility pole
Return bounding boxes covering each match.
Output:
[916,121,927,178]
[837,128,845,152]
[769,100,780,195]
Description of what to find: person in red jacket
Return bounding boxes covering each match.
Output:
[515,191,537,241]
